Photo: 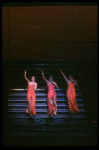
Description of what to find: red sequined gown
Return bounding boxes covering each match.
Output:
[47,83,57,115]
[25,84,36,115]
[67,82,79,113]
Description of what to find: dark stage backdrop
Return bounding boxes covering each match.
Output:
[2,4,98,61]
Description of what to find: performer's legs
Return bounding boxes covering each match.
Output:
[47,94,51,116]
[47,101,56,117]
[31,95,36,115]
[47,93,56,117]
[29,97,32,117]
[52,94,57,115]
[48,103,53,118]
[68,100,74,115]
[72,97,79,113]
[25,94,31,113]
[68,100,79,117]
[67,103,73,118]
[48,101,52,114]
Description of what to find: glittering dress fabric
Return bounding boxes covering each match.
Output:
[47,83,57,115]
[67,82,79,113]
[25,84,36,115]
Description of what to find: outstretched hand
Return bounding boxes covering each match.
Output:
[60,70,65,76]
[24,69,26,73]
[59,69,62,73]
[41,70,43,74]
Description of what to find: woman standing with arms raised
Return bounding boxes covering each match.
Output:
[41,70,59,118]
[24,70,37,117]
[60,70,79,117]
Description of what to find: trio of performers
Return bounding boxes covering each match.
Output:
[24,69,79,118]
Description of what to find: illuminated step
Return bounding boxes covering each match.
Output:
[8,108,85,112]
[8,98,83,102]
[9,93,81,97]
[8,114,86,119]
[10,88,79,91]
[8,103,84,107]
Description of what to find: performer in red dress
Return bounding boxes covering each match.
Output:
[41,70,59,118]
[24,70,37,117]
[60,70,79,116]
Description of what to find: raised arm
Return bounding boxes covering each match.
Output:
[24,70,30,82]
[41,70,49,83]
[60,70,69,83]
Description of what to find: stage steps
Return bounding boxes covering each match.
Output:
[8,88,86,115]
[6,61,90,142]
[7,88,89,138]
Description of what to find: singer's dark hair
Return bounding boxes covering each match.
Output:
[49,74,54,80]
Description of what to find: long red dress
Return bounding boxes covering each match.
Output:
[67,82,79,113]
[47,83,57,115]
[25,84,36,115]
